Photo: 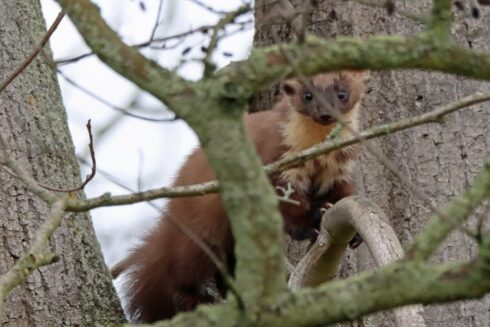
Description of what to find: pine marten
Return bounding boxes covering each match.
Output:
[114,70,367,322]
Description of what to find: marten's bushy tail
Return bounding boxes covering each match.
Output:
[114,220,221,323]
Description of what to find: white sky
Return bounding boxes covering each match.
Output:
[40,0,254,266]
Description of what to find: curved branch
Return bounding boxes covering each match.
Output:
[267,242,490,327]
[289,196,426,327]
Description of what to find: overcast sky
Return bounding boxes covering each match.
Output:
[40,0,254,266]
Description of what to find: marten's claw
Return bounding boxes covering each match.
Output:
[319,202,333,215]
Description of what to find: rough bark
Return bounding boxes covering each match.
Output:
[253,0,490,326]
[352,3,490,326]
[0,1,124,326]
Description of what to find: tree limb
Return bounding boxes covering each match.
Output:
[289,196,426,326]
[408,158,490,260]
[0,199,66,320]
[55,0,190,113]
[430,0,452,36]
[63,91,490,212]
[265,243,490,327]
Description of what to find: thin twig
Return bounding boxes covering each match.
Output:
[1,120,97,193]
[149,0,165,42]
[187,0,227,15]
[0,10,65,93]
[57,70,179,122]
[203,4,251,76]
[55,20,252,66]
[39,120,97,192]
[77,156,162,212]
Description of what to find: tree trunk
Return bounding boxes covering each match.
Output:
[253,1,490,326]
[0,1,124,326]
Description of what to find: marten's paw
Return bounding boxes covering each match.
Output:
[174,288,216,313]
[312,202,333,226]
[314,203,364,249]
[319,202,334,214]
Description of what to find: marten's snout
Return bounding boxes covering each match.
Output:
[318,114,332,122]
[315,113,335,125]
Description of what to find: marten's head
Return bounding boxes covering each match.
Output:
[281,71,367,125]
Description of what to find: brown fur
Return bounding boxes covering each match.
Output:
[116,71,367,322]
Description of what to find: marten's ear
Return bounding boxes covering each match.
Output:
[343,69,369,81]
[281,80,298,95]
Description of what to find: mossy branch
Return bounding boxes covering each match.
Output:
[118,237,490,327]
[0,199,66,320]
[429,0,452,36]
[408,159,490,260]
[38,0,490,324]
[57,2,490,114]
[264,242,490,327]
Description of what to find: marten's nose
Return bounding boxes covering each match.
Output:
[319,114,331,122]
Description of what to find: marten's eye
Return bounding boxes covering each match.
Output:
[337,90,348,101]
[303,92,314,102]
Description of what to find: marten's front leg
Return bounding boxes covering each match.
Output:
[323,179,356,204]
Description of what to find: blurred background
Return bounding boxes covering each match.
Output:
[39,0,254,267]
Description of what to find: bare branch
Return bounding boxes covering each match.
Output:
[58,70,179,122]
[55,20,252,66]
[149,0,165,42]
[64,91,490,212]
[1,120,97,194]
[266,91,490,173]
[187,0,228,15]
[39,120,97,192]
[203,4,251,76]
[56,0,190,113]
